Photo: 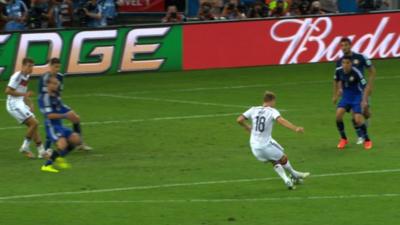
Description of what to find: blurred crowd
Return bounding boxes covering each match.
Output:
[0,0,118,31]
[0,0,395,31]
[187,0,393,21]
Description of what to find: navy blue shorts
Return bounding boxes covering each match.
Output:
[337,96,362,114]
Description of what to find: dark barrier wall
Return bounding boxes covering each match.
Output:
[0,11,399,80]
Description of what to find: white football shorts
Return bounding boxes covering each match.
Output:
[251,139,284,162]
[6,100,34,124]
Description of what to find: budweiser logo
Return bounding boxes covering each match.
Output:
[270,17,400,64]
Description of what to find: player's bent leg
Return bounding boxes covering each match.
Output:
[353,113,364,126]
[278,155,288,164]
[41,151,61,173]
[66,111,93,151]
[8,104,40,159]
[253,145,294,190]
[32,129,48,159]
[267,147,295,190]
[68,133,82,146]
[56,138,68,153]
[354,113,373,150]
[44,137,53,151]
[279,155,310,184]
[336,108,348,149]
[65,111,80,124]
[335,107,346,121]
[65,111,81,134]
[20,117,39,158]
[351,112,365,144]
[54,138,71,169]
[272,161,295,190]
[41,138,65,173]
[23,116,39,136]
[350,113,364,144]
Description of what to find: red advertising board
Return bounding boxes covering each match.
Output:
[118,0,165,13]
[183,12,400,70]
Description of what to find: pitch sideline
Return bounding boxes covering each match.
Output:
[0,168,399,201]
[1,193,399,204]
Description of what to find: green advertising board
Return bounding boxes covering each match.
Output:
[0,25,182,80]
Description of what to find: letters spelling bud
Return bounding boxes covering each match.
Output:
[271,16,400,64]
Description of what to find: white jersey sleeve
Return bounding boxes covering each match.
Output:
[7,73,21,89]
[6,72,30,104]
[271,108,281,120]
[242,107,254,119]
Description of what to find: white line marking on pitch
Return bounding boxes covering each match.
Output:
[0,112,240,131]
[67,75,400,97]
[0,75,398,102]
[95,93,248,108]
[1,193,399,204]
[0,168,399,201]
[0,80,327,101]
[80,75,400,96]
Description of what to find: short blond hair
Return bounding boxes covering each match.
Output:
[263,91,276,102]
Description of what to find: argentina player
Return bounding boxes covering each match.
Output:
[333,56,372,150]
[336,37,376,144]
[38,58,92,151]
[39,76,82,173]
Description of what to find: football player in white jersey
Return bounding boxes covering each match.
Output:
[237,91,310,190]
[5,58,47,159]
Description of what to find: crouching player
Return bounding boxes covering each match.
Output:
[39,76,82,173]
[237,91,310,190]
[333,56,372,150]
[39,58,92,151]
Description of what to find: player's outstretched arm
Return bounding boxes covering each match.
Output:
[237,115,251,133]
[276,117,304,133]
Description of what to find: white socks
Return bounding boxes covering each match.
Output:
[282,161,301,178]
[37,144,45,152]
[22,138,31,149]
[273,164,290,183]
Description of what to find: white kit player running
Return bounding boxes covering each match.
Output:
[237,91,310,190]
[5,58,47,159]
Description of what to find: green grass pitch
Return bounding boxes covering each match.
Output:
[0,59,399,225]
